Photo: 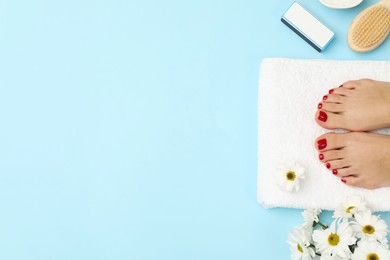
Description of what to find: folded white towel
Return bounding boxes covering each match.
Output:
[257,58,390,212]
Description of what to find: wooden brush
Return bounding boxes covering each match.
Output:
[348,0,390,52]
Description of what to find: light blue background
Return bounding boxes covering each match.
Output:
[0,0,389,259]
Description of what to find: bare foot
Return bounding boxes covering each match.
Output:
[315,132,390,189]
[315,79,390,131]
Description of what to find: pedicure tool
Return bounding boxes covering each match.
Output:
[281,2,335,52]
[348,0,390,52]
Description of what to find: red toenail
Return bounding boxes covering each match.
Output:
[318,103,322,109]
[339,84,343,88]
[319,154,324,160]
[341,178,346,183]
[332,169,338,175]
[317,139,327,150]
[329,89,334,94]
[323,95,328,100]
[326,162,330,169]
[318,111,328,122]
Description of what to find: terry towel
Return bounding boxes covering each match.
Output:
[257,58,390,212]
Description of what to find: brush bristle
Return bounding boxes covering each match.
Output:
[351,6,390,48]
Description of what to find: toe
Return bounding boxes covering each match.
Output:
[334,167,355,177]
[331,87,352,96]
[323,93,345,104]
[326,159,350,169]
[320,102,344,113]
[315,110,347,129]
[341,80,359,90]
[341,175,360,187]
[315,133,347,151]
[320,150,346,161]
[315,133,329,151]
[314,133,351,152]
[346,176,379,189]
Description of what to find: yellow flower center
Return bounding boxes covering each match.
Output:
[297,243,303,253]
[327,233,339,246]
[367,253,379,260]
[363,225,375,234]
[286,171,296,181]
[346,206,355,213]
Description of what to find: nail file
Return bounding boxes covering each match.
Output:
[281,2,335,52]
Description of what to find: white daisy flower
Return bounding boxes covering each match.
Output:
[351,240,390,260]
[275,162,305,192]
[312,219,356,258]
[333,194,367,219]
[287,226,316,260]
[301,209,322,229]
[352,211,388,244]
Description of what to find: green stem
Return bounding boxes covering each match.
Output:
[317,222,328,229]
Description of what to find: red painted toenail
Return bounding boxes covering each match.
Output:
[319,154,324,160]
[339,84,343,88]
[332,169,338,175]
[318,103,322,109]
[323,95,328,100]
[326,162,330,169]
[317,139,327,150]
[329,89,334,94]
[341,178,346,183]
[318,111,328,122]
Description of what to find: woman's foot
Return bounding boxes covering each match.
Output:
[315,132,390,189]
[315,79,390,131]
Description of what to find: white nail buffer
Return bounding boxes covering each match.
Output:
[281,2,335,52]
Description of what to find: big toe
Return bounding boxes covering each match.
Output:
[315,110,346,130]
[315,132,346,151]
